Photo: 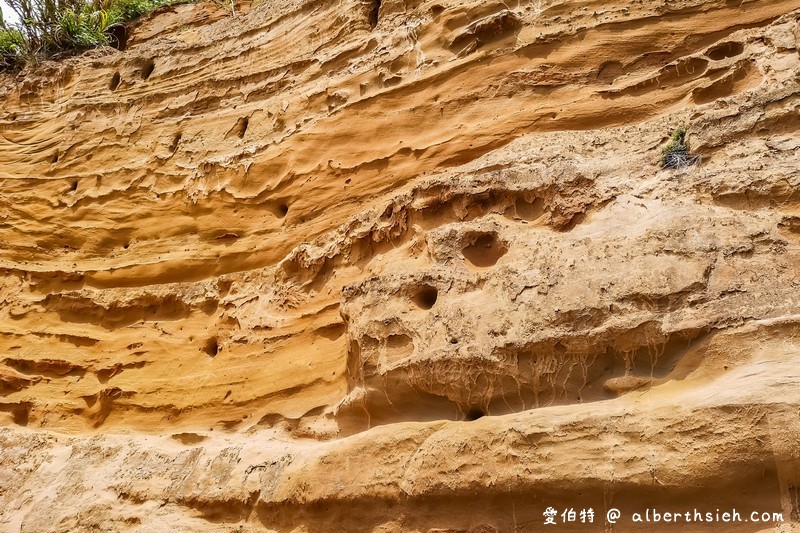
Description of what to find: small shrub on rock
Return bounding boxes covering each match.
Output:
[661,126,700,169]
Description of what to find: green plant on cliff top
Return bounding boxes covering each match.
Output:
[0,0,179,69]
[110,0,168,23]
[54,5,118,49]
[0,27,25,68]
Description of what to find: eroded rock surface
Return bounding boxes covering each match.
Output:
[1,0,800,531]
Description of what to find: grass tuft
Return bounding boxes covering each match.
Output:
[0,27,25,69]
[1,0,185,70]
[661,126,700,169]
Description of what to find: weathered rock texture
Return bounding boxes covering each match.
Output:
[1,0,800,531]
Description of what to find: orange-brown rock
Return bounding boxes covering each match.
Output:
[1,0,800,531]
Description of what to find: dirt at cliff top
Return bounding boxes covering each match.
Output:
[1,0,800,531]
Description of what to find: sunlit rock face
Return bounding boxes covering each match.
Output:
[1,0,800,531]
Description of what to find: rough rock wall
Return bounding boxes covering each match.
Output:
[1,0,800,531]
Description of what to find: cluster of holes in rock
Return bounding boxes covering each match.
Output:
[337,297,709,433]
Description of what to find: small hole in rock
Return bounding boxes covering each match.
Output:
[277,203,289,218]
[465,408,485,421]
[514,197,544,221]
[141,60,155,80]
[51,151,59,164]
[107,25,128,51]
[368,0,381,28]
[71,181,78,191]
[462,232,508,268]
[203,337,219,357]
[123,243,130,249]
[109,72,121,90]
[412,285,438,310]
[430,4,445,16]
[383,75,402,87]
[227,116,249,139]
[12,406,29,426]
[169,132,182,153]
[706,41,744,61]
[172,432,206,445]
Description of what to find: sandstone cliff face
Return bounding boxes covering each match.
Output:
[1,0,800,531]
